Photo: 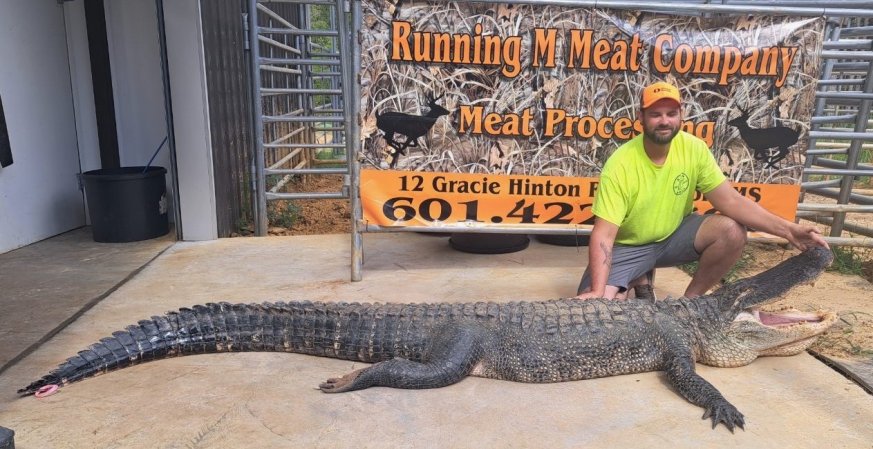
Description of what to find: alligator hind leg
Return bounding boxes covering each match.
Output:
[319,324,484,393]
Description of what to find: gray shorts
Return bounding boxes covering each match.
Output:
[577,214,707,294]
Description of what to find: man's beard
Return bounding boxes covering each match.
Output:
[643,124,680,145]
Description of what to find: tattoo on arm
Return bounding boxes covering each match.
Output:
[600,241,612,267]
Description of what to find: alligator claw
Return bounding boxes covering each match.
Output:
[702,401,745,432]
[318,368,365,393]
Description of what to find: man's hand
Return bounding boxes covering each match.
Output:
[786,224,829,251]
[706,182,830,251]
[574,289,605,300]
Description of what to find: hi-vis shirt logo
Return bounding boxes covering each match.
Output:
[673,173,690,195]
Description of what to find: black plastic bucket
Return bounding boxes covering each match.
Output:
[82,166,169,243]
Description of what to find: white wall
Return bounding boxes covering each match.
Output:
[104,0,170,172]
[63,1,100,178]
[0,1,85,254]
[0,0,219,251]
[163,0,218,240]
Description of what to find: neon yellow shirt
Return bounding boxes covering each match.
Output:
[592,131,726,245]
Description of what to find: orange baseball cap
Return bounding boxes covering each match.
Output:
[641,81,681,109]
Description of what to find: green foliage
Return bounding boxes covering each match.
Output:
[236,216,251,234]
[268,201,301,228]
[827,246,870,277]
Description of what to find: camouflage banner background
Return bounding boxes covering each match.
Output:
[359,1,824,183]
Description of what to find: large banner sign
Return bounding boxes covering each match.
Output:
[358,1,824,229]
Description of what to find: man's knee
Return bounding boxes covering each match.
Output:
[702,215,747,247]
[720,217,747,246]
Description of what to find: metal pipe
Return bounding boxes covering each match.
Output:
[262,115,344,123]
[839,25,873,37]
[815,141,873,149]
[752,234,873,248]
[810,158,873,170]
[823,40,873,50]
[817,79,865,86]
[829,62,870,70]
[797,203,873,212]
[349,0,364,281]
[261,88,343,94]
[260,57,340,66]
[259,65,302,75]
[256,0,337,4]
[257,35,301,55]
[814,91,873,99]
[455,0,873,17]
[806,148,848,155]
[256,2,298,29]
[802,215,873,239]
[811,113,858,124]
[259,27,339,36]
[267,126,305,145]
[821,50,873,61]
[801,178,843,189]
[312,125,345,131]
[265,143,346,149]
[248,0,268,236]
[267,191,348,200]
[267,148,303,170]
[299,2,313,179]
[359,221,873,247]
[805,187,873,205]
[803,168,873,176]
[808,130,873,140]
[266,167,348,175]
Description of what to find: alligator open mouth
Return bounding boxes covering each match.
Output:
[730,307,838,358]
[736,307,833,328]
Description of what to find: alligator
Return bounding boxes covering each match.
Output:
[19,247,836,432]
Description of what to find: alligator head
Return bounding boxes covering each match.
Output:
[698,247,838,367]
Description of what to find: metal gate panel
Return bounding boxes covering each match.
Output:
[247,0,353,239]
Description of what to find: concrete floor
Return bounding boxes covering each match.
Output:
[0,232,871,448]
[0,227,174,374]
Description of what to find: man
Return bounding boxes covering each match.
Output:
[575,81,828,300]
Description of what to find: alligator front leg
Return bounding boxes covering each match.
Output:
[655,314,745,432]
[664,352,745,432]
[319,324,484,393]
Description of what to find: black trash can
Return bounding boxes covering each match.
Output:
[82,166,169,243]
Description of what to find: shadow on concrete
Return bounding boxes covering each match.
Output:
[0,226,174,374]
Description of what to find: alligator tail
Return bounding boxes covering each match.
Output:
[17,301,389,396]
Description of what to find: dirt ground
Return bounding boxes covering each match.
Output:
[256,176,872,360]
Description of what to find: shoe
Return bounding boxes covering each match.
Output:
[634,284,656,300]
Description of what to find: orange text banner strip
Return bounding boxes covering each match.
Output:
[361,169,799,228]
